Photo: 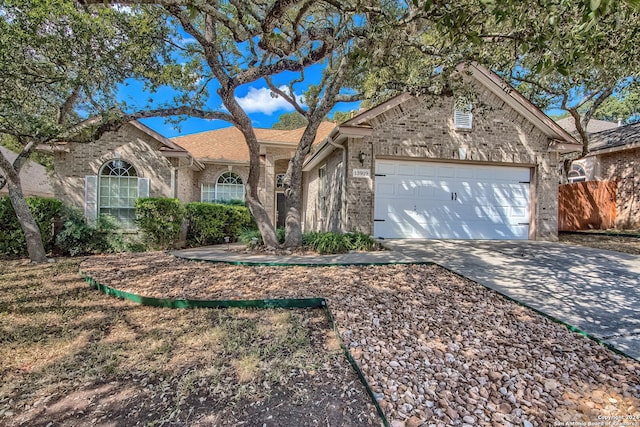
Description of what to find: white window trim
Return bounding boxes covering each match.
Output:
[201,172,245,203]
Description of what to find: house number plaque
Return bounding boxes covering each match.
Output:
[352,169,370,178]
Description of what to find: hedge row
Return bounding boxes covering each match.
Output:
[0,196,256,257]
[134,198,256,249]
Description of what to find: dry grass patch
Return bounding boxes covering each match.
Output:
[0,258,377,426]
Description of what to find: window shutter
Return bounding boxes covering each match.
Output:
[138,177,150,198]
[84,175,98,223]
[454,104,473,129]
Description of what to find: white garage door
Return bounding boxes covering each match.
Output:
[374,160,531,239]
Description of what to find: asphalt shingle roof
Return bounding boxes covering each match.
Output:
[171,122,336,161]
[588,122,640,152]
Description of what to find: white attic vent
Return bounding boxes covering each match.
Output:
[454,104,473,130]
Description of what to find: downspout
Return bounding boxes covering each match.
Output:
[327,137,348,232]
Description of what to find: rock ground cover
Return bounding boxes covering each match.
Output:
[81,252,640,426]
[560,231,640,255]
[0,258,377,426]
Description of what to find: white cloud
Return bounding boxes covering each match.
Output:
[235,86,302,115]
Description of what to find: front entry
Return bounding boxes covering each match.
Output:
[276,192,286,228]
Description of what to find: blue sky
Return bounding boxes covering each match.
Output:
[118,63,361,138]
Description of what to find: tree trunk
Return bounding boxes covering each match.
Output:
[217,88,280,248]
[283,124,321,248]
[283,151,305,247]
[0,153,47,262]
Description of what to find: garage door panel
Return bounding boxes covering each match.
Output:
[397,164,417,175]
[376,161,396,175]
[374,160,531,240]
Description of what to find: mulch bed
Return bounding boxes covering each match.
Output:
[80,252,640,427]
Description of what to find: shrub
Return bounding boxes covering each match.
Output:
[185,202,256,247]
[55,207,145,256]
[0,196,62,257]
[135,198,185,249]
[302,231,378,254]
[343,231,378,252]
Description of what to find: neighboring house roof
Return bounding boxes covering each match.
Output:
[0,146,54,198]
[171,122,336,162]
[556,117,618,135]
[305,63,582,171]
[586,122,640,155]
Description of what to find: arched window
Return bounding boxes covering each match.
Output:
[202,171,245,202]
[99,159,138,228]
[568,164,586,183]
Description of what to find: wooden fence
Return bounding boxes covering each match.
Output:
[558,181,617,231]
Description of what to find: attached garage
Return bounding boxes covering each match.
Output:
[374,160,531,239]
[302,64,583,241]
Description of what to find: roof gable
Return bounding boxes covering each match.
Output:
[340,63,580,152]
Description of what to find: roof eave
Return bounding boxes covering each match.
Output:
[465,63,581,148]
[587,140,640,156]
[303,125,371,171]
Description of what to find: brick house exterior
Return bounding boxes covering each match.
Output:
[50,120,335,228]
[571,122,640,228]
[302,64,581,240]
[50,64,580,239]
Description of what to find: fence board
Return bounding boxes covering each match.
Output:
[558,181,617,231]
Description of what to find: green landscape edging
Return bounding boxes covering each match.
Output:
[82,273,390,427]
[440,266,639,363]
[323,301,390,427]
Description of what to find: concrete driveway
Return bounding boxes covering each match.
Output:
[383,239,640,360]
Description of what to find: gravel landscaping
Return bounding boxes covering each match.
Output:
[560,231,640,255]
[81,252,640,427]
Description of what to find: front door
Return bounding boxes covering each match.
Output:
[276,192,286,228]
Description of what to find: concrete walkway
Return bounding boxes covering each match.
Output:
[174,240,640,360]
[383,239,640,360]
[174,243,417,265]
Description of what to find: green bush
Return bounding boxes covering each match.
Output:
[302,231,378,254]
[186,202,256,247]
[0,196,62,256]
[54,207,145,256]
[135,198,185,249]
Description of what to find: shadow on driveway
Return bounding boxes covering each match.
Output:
[384,239,640,359]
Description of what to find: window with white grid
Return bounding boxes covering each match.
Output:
[201,172,245,203]
[99,159,138,228]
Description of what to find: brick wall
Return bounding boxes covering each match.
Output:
[305,81,560,240]
[302,148,344,232]
[597,147,640,228]
[52,123,174,210]
[193,164,249,203]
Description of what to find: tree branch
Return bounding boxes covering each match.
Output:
[264,77,307,117]
[61,106,237,142]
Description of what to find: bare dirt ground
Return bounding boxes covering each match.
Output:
[0,258,377,427]
[560,231,640,255]
[78,252,640,427]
